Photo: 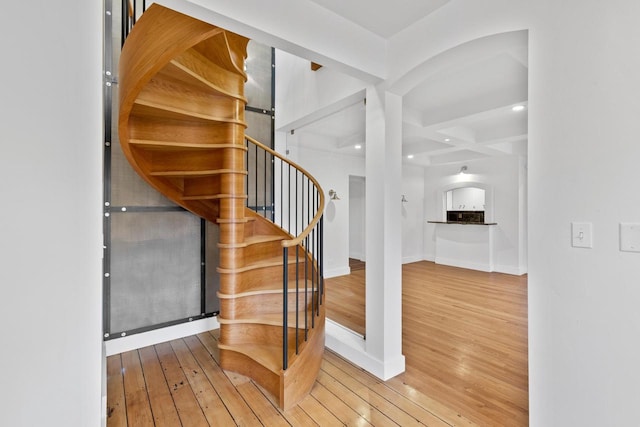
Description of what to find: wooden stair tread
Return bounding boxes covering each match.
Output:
[138,72,242,116]
[181,193,248,201]
[218,279,317,298]
[217,255,300,274]
[217,234,284,249]
[216,216,256,224]
[218,343,284,375]
[132,99,245,125]
[218,311,316,328]
[169,50,245,101]
[246,234,285,244]
[129,139,248,151]
[150,168,247,177]
[193,33,247,79]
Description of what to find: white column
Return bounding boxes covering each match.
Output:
[364,86,405,378]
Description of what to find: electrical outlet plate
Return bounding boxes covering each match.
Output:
[620,223,640,252]
[571,222,593,248]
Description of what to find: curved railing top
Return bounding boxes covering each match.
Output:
[245,135,325,248]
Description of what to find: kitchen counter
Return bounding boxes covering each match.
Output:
[427,221,496,272]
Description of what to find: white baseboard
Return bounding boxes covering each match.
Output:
[324,265,351,278]
[423,253,435,262]
[435,256,492,272]
[349,251,365,261]
[402,255,424,264]
[494,264,528,276]
[105,316,220,356]
[325,319,405,380]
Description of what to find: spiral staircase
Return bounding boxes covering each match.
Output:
[118,4,325,410]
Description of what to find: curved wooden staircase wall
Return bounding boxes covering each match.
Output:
[118,4,325,410]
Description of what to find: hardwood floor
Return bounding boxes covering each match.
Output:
[348,258,365,272]
[402,262,527,426]
[324,261,528,426]
[108,330,457,426]
[108,261,528,426]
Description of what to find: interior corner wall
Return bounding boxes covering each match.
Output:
[0,1,103,426]
[423,156,525,274]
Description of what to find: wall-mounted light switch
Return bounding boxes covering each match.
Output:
[571,222,593,248]
[620,223,640,252]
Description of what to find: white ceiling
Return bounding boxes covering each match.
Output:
[290,4,528,167]
[308,0,451,38]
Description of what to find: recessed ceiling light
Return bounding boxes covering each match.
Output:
[444,138,451,142]
[512,105,525,112]
[354,144,362,150]
[407,154,414,159]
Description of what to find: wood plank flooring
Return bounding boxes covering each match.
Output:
[107,261,528,426]
[325,261,529,426]
[108,330,455,426]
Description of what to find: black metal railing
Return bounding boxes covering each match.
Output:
[121,0,146,45]
[245,136,325,370]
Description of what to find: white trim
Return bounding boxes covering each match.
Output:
[349,251,365,261]
[402,254,423,264]
[422,252,435,262]
[324,265,351,278]
[435,256,493,272]
[494,264,528,276]
[325,319,405,380]
[105,317,220,356]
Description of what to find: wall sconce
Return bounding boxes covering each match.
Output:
[459,165,468,175]
[401,195,408,203]
[329,189,340,200]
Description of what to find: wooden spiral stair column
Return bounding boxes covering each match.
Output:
[118,4,324,410]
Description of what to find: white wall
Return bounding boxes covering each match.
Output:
[401,164,425,264]
[528,3,640,425]
[0,1,103,426]
[423,156,525,275]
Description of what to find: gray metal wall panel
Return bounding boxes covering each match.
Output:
[110,212,201,332]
